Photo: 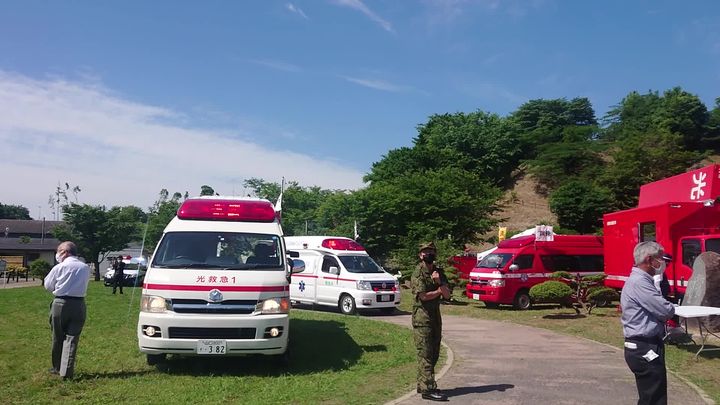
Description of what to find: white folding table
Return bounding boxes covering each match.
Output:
[674,305,720,360]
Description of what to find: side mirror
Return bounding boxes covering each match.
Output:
[291,259,305,274]
[329,266,339,275]
[509,264,519,272]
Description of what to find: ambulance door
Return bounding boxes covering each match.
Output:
[317,255,341,305]
[292,255,318,304]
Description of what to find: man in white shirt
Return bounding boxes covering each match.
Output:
[44,241,90,380]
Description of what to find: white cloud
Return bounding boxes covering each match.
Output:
[339,75,427,95]
[286,3,309,20]
[0,71,365,216]
[331,0,394,33]
[454,78,527,106]
[249,58,302,73]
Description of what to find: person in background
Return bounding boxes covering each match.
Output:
[112,255,125,295]
[621,241,676,405]
[411,241,451,402]
[44,241,90,380]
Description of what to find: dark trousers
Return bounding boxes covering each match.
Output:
[50,297,86,378]
[413,325,442,393]
[112,277,123,294]
[624,338,667,405]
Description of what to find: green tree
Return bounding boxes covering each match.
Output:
[356,167,501,269]
[144,189,184,254]
[52,204,139,281]
[200,185,216,196]
[548,180,613,234]
[29,259,52,283]
[0,203,32,219]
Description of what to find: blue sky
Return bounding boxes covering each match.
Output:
[1,1,719,217]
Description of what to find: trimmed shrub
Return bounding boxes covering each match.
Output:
[530,281,573,303]
[30,259,52,282]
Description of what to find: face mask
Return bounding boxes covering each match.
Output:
[652,260,666,275]
[55,253,63,263]
[422,253,436,264]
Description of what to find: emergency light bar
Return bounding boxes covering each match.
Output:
[321,238,364,251]
[177,199,277,222]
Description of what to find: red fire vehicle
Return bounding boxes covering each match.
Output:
[604,164,720,297]
[466,235,604,309]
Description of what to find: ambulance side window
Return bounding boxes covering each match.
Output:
[513,255,534,270]
[682,240,701,267]
[321,256,340,273]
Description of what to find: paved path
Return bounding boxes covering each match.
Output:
[0,279,40,289]
[380,314,711,405]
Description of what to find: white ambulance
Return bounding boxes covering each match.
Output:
[137,197,304,366]
[285,236,399,315]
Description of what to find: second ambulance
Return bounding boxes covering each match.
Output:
[285,236,400,315]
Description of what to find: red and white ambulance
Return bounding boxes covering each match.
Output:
[285,236,400,315]
[604,164,720,297]
[138,197,303,366]
[466,234,604,309]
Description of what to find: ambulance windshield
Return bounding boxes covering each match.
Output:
[706,238,720,254]
[152,232,283,270]
[476,253,513,269]
[338,255,384,273]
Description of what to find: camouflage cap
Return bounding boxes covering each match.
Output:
[418,241,437,253]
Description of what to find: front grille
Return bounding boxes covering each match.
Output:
[168,327,257,339]
[370,281,395,291]
[470,279,489,286]
[171,299,257,314]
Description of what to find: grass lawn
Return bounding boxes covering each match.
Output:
[0,282,417,405]
[399,288,720,403]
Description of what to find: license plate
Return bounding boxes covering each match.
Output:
[379,294,393,302]
[197,340,226,355]
[472,293,480,300]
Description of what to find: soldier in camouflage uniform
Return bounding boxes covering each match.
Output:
[411,241,451,402]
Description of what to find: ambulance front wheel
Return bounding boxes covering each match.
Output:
[339,294,357,315]
[274,348,290,367]
[513,290,532,310]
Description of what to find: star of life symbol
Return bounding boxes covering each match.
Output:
[690,172,707,200]
[299,280,306,292]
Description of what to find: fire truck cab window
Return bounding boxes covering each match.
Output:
[705,238,720,255]
[639,222,656,242]
[512,254,534,270]
[682,239,702,267]
[541,255,603,272]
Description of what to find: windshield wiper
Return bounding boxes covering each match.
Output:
[161,263,227,269]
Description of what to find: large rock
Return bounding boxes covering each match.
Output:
[685,252,720,331]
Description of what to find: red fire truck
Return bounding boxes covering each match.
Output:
[465,234,604,309]
[604,164,720,297]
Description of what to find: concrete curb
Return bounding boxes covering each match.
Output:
[383,339,454,405]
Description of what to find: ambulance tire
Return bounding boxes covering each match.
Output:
[146,353,166,366]
[513,290,532,310]
[274,348,290,367]
[339,294,357,315]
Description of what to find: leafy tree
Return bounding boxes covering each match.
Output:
[512,97,597,158]
[548,180,613,234]
[600,131,703,210]
[200,185,216,196]
[356,166,501,270]
[144,189,184,254]
[52,204,138,281]
[29,259,52,283]
[526,126,605,194]
[110,205,147,241]
[0,203,32,219]
[413,111,522,185]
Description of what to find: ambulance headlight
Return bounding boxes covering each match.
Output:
[141,295,170,313]
[488,279,505,287]
[357,280,372,290]
[257,297,290,314]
